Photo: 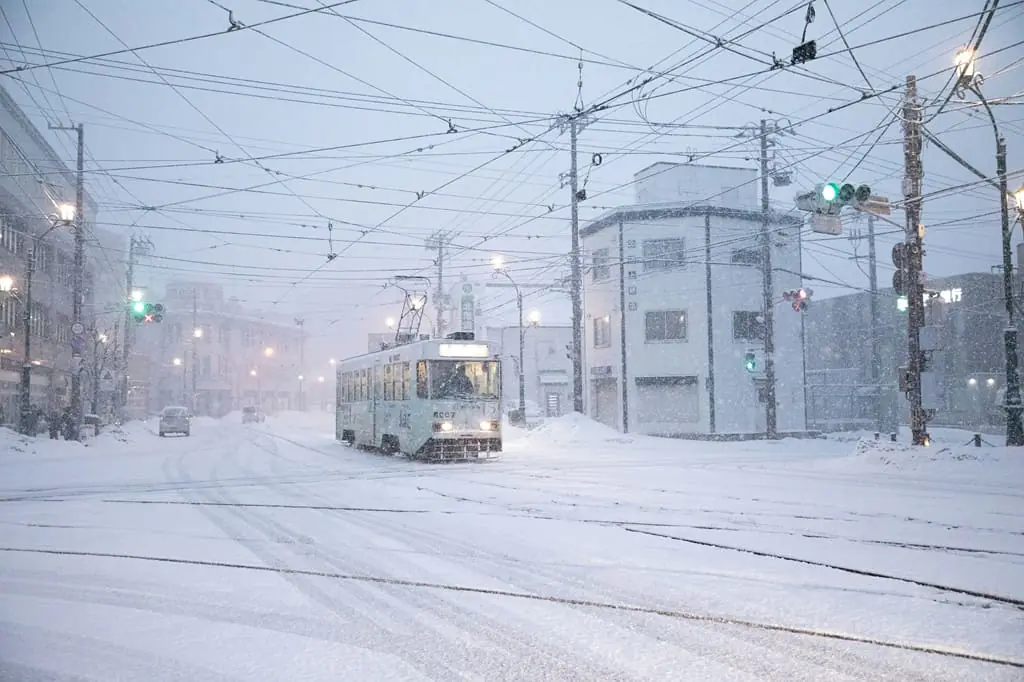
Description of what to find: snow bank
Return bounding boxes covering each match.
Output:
[517,412,636,448]
[0,420,149,458]
[845,435,1024,478]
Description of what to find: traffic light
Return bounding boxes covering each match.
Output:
[744,351,757,373]
[795,183,871,215]
[130,299,166,323]
[782,288,813,311]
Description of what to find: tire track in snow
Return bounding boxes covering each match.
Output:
[240,432,632,681]
[623,527,1024,608]
[2,545,1021,672]
[245,433,990,680]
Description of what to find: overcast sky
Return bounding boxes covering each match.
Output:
[1,0,1022,360]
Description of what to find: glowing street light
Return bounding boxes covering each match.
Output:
[527,309,541,326]
[249,369,257,377]
[0,275,14,292]
[130,289,143,302]
[1013,184,1024,212]
[56,203,76,223]
[328,358,337,366]
[954,47,977,85]
[298,374,304,382]
[98,333,108,344]
[193,328,203,339]
[490,254,506,271]
[264,347,274,357]
[968,377,978,386]
[172,357,182,366]
[385,317,396,329]
[317,376,325,383]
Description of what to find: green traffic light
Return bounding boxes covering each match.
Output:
[132,300,146,314]
[821,183,839,201]
[744,353,757,373]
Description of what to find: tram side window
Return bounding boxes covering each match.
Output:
[357,369,366,401]
[402,362,410,400]
[383,364,393,400]
[416,361,428,398]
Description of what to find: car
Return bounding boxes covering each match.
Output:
[242,406,266,424]
[158,406,191,437]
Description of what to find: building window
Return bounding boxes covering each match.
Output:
[593,315,611,348]
[642,238,686,272]
[731,246,762,266]
[592,248,610,281]
[732,311,763,341]
[645,310,687,342]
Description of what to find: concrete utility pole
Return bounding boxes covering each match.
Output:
[866,214,883,433]
[903,76,929,446]
[296,317,305,411]
[51,123,85,439]
[425,231,452,338]
[557,111,590,414]
[120,235,151,417]
[191,289,198,415]
[759,119,779,438]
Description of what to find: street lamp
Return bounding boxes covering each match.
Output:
[385,317,396,330]
[19,209,75,434]
[0,275,14,293]
[193,328,203,339]
[172,357,182,366]
[328,358,337,366]
[527,309,541,326]
[249,368,257,377]
[56,202,75,223]
[317,376,325,383]
[1014,184,1024,220]
[953,49,1024,446]
[492,255,527,417]
[264,346,274,357]
[98,333,108,344]
[130,289,143,302]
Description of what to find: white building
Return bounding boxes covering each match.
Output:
[485,324,572,417]
[582,163,806,436]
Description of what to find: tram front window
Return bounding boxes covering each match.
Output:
[430,360,499,399]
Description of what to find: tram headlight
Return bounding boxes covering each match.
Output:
[433,421,454,432]
[479,420,497,431]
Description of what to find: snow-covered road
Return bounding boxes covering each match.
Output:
[1,414,1022,681]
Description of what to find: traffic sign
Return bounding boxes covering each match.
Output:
[861,195,891,216]
[810,213,842,235]
[71,322,84,335]
[71,334,86,354]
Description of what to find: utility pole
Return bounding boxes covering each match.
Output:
[120,235,152,419]
[296,317,305,411]
[557,111,590,414]
[866,214,884,433]
[759,119,778,438]
[996,136,1024,445]
[903,76,929,446]
[425,231,451,338]
[18,241,36,435]
[191,289,198,415]
[51,123,85,439]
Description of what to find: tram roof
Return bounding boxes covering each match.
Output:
[338,336,499,366]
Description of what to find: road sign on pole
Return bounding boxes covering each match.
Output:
[810,213,843,235]
[861,195,892,216]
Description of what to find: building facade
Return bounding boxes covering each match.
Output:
[133,282,304,416]
[485,324,572,417]
[0,84,101,425]
[804,271,1016,430]
[581,163,807,436]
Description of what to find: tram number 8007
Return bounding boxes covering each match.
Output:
[433,411,455,420]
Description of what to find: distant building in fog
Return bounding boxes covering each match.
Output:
[804,271,1015,430]
[133,282,303,416]
[485,324,572,417]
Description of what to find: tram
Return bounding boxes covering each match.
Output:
[335,332,502,460]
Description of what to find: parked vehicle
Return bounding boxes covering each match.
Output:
[242,406,266,424]
[158,406,191,437]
